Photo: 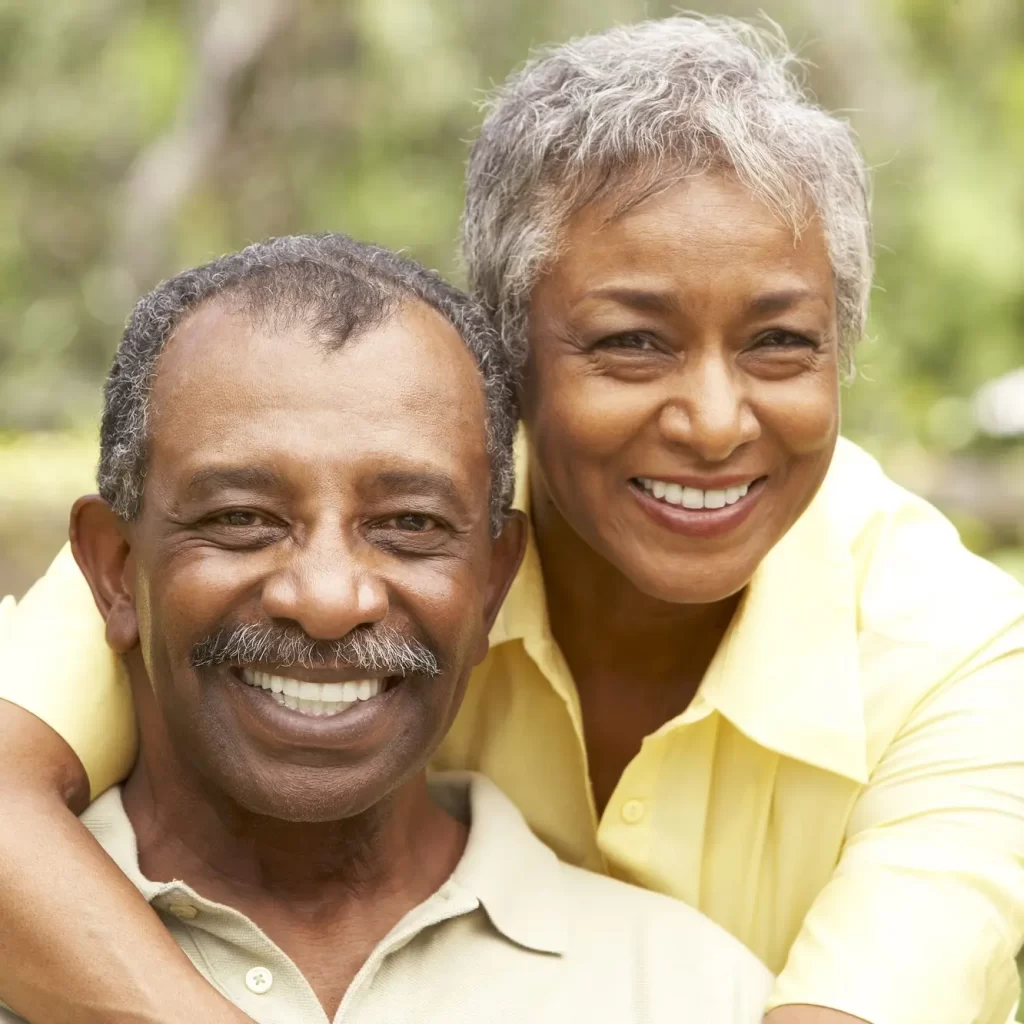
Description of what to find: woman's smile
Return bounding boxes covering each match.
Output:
[628,474,769,539]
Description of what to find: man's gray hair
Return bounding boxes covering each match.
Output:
[98,234,517,535]
[463,14,872,373]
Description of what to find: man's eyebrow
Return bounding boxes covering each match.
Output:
[370,470,469,510]
[184,467,284,497]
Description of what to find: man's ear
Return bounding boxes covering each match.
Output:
[476,510,528,657]
[69,496,139,654]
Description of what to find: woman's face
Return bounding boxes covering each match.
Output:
[523,172,841,604]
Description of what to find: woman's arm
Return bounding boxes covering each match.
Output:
[765,1009,868,1024]
[0,699,252,1024]
[0,555,250,1023]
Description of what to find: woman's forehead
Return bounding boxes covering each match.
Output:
[539,174,833,308]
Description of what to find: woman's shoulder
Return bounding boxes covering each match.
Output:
[825,437,1023,675]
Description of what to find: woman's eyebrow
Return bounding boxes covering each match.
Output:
[746,288,825,315]
[575,286,680,316]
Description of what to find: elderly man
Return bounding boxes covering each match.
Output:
[0,234,771,1024]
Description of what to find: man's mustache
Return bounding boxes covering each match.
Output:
[190,621,441,678]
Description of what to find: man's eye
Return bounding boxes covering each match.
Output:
[391,513,434,532]
[212,510,263,528]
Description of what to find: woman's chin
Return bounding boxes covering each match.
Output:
[641,578,750,607]
[622,554,757,606]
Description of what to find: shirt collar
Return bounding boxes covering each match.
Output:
[489,434,869,784]
[430,772,569,955]
[79,788,181,902]
[81,773,569,958]
[694,441,868,782]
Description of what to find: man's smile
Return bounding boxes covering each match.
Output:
[238,668,389,717]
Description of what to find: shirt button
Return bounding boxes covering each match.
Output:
[245,967,274,994]
[166,903,198,920]
[621,799,646,824]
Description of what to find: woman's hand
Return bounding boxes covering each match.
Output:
[766,1009,870,1024]
[0,699,252,1024]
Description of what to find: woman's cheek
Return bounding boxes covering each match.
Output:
[758,377,839,456]
[539,372,658,463]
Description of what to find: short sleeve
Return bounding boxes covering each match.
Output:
[768,633,1024,1024]
[0,545,136,799]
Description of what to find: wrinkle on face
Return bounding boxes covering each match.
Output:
[524,171,840,607]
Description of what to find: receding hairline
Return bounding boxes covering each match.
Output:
[153,285,474,372]
[144,289,491,443]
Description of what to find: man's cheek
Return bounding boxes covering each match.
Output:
[161,566,235,635]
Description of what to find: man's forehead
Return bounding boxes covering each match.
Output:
[146,297,491,493]
[152,298,485,415]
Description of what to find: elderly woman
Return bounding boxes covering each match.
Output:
[1,16,1023,1024]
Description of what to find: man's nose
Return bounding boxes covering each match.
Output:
[658,354,760,463]
[260,529,388,640]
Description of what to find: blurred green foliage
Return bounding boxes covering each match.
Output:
[0,0,1022,598]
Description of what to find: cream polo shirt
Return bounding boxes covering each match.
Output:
[0,772,772,1024]
[3,437,1024,1023]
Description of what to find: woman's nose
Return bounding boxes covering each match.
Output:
[260,530,389,640]
[658,357,760,463]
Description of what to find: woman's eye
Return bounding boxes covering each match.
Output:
[753,329,819,350]
[594,331,659,352]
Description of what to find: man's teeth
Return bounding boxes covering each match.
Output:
[636,477,753,509]
[239,670,383,716]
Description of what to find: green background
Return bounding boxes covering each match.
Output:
[2,0,1022,598]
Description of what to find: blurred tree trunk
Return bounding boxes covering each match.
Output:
[114,0,291,290]
[798,0,934,158]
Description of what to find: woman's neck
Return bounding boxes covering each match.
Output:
[531,476,739,689]
[530,471,741,812]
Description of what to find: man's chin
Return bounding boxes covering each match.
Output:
[178,670,440,821]
[236,773,396,823]
[200,715,429,823]
[198,745,419,823]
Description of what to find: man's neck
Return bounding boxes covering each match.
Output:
[125,762,462,897]
[122,749,466,1014]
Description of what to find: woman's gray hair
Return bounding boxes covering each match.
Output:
[463,14,872,374]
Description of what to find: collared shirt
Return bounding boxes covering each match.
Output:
[0,773,771,1024]
[3,437,1024,1023]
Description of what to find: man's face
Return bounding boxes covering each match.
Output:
[88,298,517,822]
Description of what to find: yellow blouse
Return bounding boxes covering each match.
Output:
[2,438,1024,1024]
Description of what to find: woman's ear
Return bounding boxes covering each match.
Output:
[69,496,139,654]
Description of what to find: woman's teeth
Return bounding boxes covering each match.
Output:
[636,477,752,509]
[239,670,383,716]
